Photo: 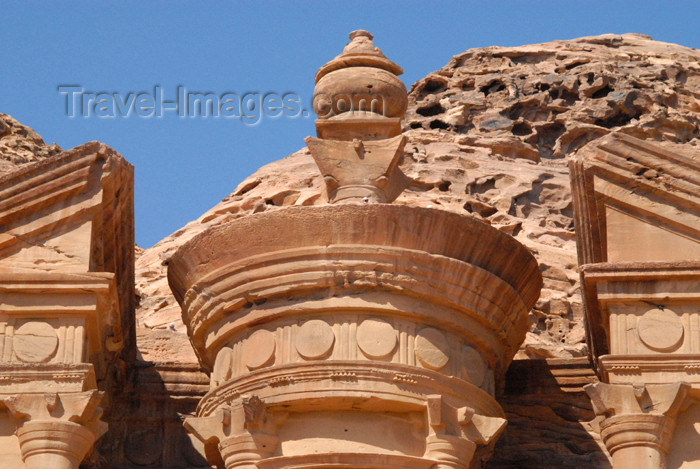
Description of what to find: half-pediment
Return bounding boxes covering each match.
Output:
[0,142,134,276]
[570,132,700,265]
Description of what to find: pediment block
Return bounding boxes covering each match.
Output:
[570,132,700,264]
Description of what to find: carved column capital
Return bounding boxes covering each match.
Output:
[4,391,105,427]
[185,396,284,469]
[585,382,689,418]
[305,134,407,204]
[2,391,107,469]
[584,382,689,468]
[424,395,506,469]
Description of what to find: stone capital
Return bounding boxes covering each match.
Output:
[424,395,506,468]
[585,382,689,418]
[305,134,407,204]
[2,391,107,469]
[3,390,106,434]
[185,396,283,469]
[585,382,689,468]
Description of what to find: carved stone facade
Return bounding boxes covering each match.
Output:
[571,133,700,467]
[0,142,134,468]
[168,32,542,469]
[0,31,699,469]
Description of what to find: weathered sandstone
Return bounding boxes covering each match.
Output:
[1,31,698,469]
[134,33,700,364]
[0,113,62,178]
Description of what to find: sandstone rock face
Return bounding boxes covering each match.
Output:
[135,33,700,364]
[487,358,606,468]
[0,113,62,177]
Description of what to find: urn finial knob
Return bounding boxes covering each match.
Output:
[312,30,407,127]
[349,29,372,40]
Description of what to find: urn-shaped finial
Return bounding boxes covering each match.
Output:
[307,31,408,204]
[312,30,407,127]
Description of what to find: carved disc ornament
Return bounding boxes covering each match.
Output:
[211,347,233,387]
[295,319,335,359]
[13,321,58,363]
[415,327,450,370]
[242,329,276,369]
[357,318,397,359]
[638,307,684,352]
[462,346,488,387]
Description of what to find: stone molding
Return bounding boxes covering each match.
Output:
[600,354,700,384]
[579,262,700,375]
[197,361,503,419]
[184,245,527,370]
[0,363,96,394]
[168,204,540,374]
[257,453,434,469]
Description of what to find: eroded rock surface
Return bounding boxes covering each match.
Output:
[135,33,700,364]
[0,113,62,177]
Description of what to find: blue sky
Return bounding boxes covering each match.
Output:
[1,1,698,247]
